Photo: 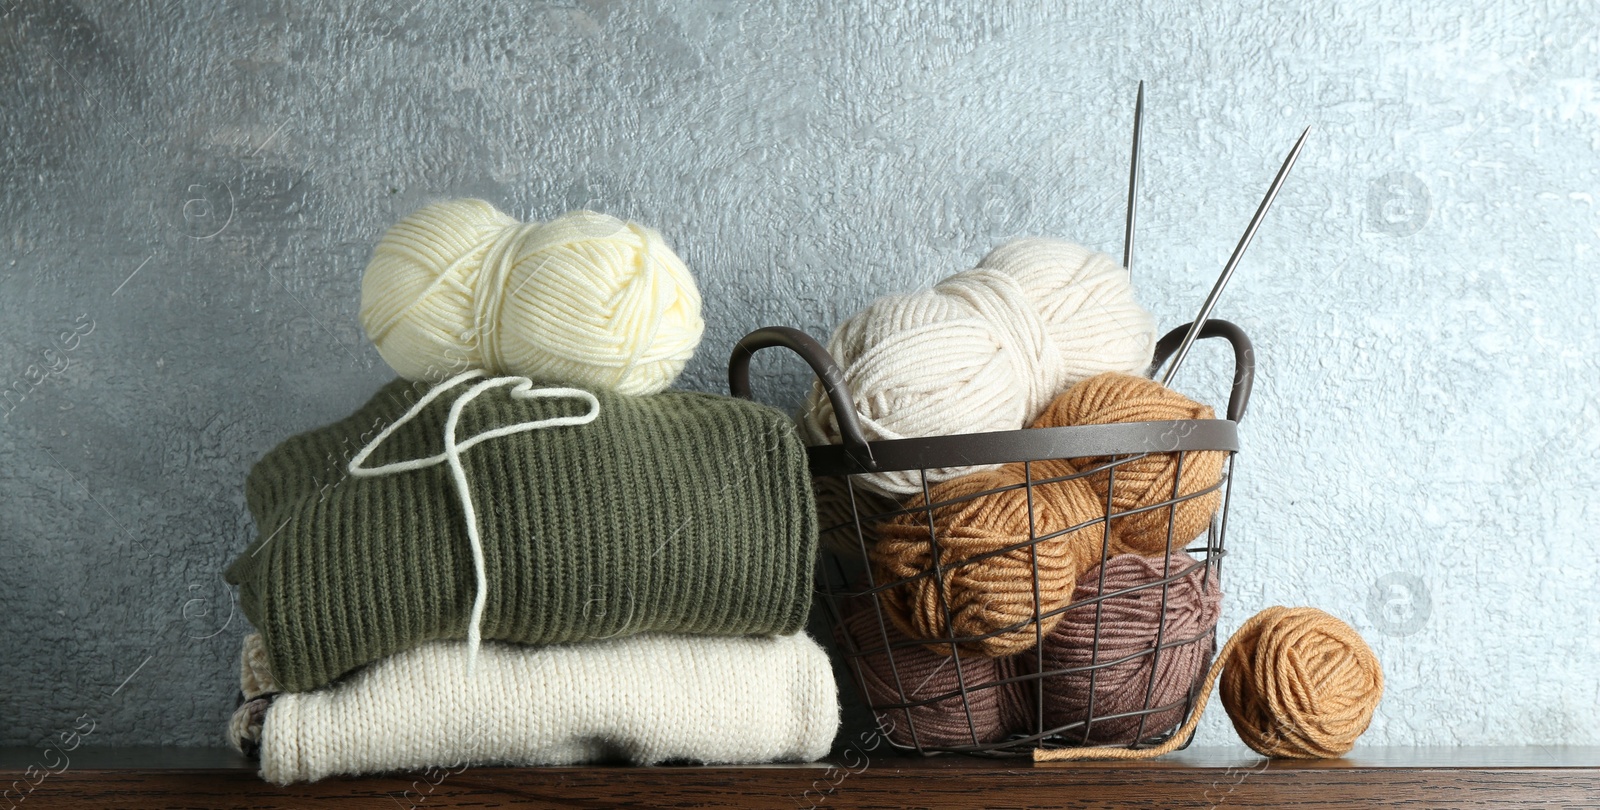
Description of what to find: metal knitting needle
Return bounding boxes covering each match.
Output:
[1160,125,1311,386]
[1123,80,1145,274]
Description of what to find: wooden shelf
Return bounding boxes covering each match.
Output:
[3,746,1598,808]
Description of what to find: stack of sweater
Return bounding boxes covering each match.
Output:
[223,204,838,784]
[224,379,837,783]
[221,376,838,782]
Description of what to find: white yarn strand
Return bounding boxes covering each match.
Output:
[347,369,601,675]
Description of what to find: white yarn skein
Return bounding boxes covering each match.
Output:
[980,238,1157,394]
[360,199,519,380]
[360,200,704,395]
[347,368,601,675]
[798,237,1155,497]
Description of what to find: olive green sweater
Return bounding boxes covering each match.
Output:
[225,378,816,693]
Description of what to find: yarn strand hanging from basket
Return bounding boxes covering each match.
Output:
[1032,606,1383,761]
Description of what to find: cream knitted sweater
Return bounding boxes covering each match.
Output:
[228,632,839,784]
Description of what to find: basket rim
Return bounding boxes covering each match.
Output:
[806,417,1238,477]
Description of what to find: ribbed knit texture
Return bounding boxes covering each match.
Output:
[227,632,839,784]
[225,378,817,692]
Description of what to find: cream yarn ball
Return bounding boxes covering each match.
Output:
[360,199,704,395]
[798,237,1156,497]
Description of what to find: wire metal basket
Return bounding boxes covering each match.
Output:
[730,319,1255,756]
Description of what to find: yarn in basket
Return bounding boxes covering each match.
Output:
[1036,372,1226,552]
[798,238,1156,497]
[359,199,704,395]
[868,376,1217,657]
[1025,553,1222,745]
[871,458,1107,657]
[837,596,1031,747]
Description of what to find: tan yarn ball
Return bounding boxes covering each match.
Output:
[1220,606,1384,759]
[360,200,704,395]
[872,459,1107,657]
[1037,372,1226,552]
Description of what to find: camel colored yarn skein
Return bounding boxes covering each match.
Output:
[798,238,1155,497]
[360,200,704,395]
[1032,606,1383,762]
[1026,553,1222,744]
[1219,606,1383,759]
[871,459,1107,657]
[1037,372,1226,553]
[837,597,1031,747]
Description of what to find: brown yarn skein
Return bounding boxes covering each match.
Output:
[1025,553,1222,744]
[837,597,1030,747]
[1036,372,1226,553]
[872,459,1107,657]
[1219,606,1384,759]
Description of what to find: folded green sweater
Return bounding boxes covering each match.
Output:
[225,377,816,693]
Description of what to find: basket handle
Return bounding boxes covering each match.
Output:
[1150,318,1255,423]
[730,320,1252,464]
[728,326,878,470]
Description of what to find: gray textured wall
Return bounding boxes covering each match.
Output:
[2,0,1597,750]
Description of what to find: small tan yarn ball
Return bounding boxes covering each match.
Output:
[871,459,1107,657]
[1035,372,1226,552]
